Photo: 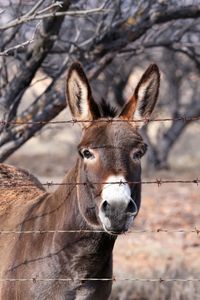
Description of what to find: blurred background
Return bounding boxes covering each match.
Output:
[0,0,200,299]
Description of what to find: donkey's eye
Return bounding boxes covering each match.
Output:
[81,149,94,159]
[132,144,148,161]
[132,150,143,160]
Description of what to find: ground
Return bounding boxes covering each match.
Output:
[5,108,200,300]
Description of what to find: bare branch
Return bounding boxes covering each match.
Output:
[0,24,40,56]
[0,51,115,161]
[0,4,109,31]
[151,4,200,23]
[1,0,200,165]
[91,4,200,57]
[0,40,33,56]
[24,0,44,17]
[0,0,71,121]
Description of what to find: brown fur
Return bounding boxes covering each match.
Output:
[0,123,144,299]
[0,62,160,299]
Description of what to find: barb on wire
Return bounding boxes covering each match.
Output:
[0,228,199,234]
[0,179,199,189]
[0,115,199,126]
[0,277,200,283]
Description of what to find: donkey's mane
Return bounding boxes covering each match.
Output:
[99,98,119,118]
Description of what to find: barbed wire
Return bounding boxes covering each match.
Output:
[0,115,199,126]
[0,179,199,189]
[0,228,199,234]
[0,277,200,283]
[0,114,199,287]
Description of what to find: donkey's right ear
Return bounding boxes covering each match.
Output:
[120,64,160,127]
[66,62,100,127]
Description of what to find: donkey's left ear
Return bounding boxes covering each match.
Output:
[120,64,160,126]
[66,62,100,127]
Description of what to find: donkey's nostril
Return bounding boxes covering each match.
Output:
[126,200,137,214]
[101,200,110,213]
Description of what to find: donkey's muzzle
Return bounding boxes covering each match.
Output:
[101,199,137,216]
[99,199,137,235]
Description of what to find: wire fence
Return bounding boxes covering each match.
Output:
[0,114,200,285]
[0,277,200,283]
[0,228,199,234]
[0,114,200,126]
[0,179,199,189]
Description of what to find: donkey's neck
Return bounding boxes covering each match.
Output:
[52,162,87,230]
[20,162,116,280]
[50,161,116,279]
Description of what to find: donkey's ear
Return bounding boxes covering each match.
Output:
[66,62,100,126]
[120,64,160,126]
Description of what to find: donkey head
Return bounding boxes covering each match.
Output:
[66,62,160,235]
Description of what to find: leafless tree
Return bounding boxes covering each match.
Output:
[0,0,200,168]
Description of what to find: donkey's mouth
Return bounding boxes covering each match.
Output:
[108,229,126,235]
[103,225,128,236]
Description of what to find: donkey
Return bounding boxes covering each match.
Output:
[0,62,160,300]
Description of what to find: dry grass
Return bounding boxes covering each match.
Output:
[111,265,200,300]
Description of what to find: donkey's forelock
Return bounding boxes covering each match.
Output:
[99,98,118,118]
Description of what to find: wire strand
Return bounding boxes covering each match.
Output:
[0,228,199,234]
[0,115,200,126]
[0,277,199,282]
[0,179,199,188]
